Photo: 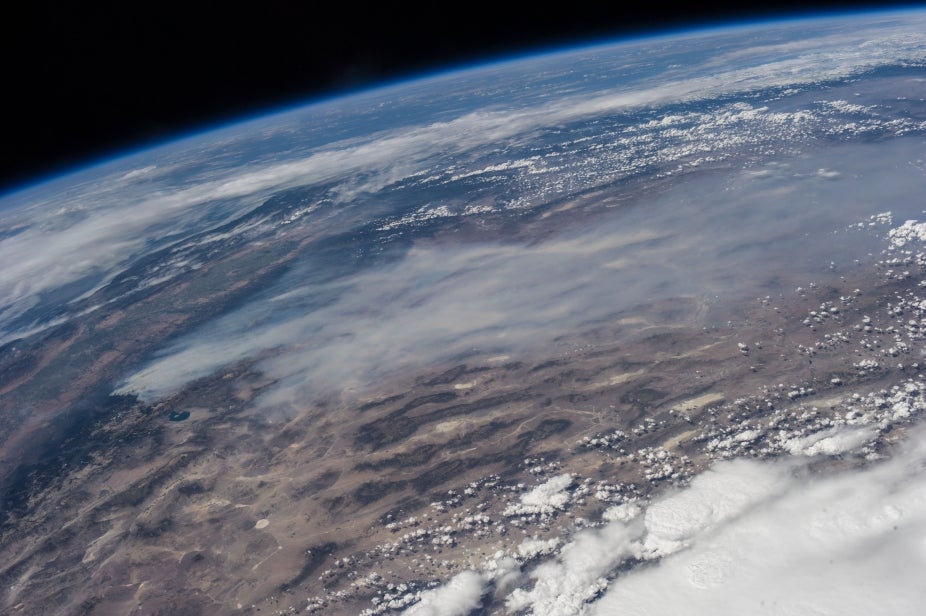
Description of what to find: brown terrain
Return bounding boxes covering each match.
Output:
[1,182,924,615]
[2,265,922,615]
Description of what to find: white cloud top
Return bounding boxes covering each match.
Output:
[589,431,926,616]
[406,426,926,616]
[403,570,486,616]
[505,474,574,517]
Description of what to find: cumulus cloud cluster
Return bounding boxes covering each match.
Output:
[404,425,926,616]
[504,474,574,517]
[588,433,926,616]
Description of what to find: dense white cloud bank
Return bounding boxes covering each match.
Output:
[588,433,926,616]
[403,425,926,616]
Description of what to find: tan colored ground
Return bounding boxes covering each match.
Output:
[1,254,917,614]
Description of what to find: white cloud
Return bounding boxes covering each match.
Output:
[518,537,562,560]
[783,424,878,456]
[602,503,641,523]
[498,460,793,615]
[365,423,922,615]
[404,570,487,616]
[505,474,574,517]
[488,425,926,616]
[589,432,926,615]
[506,520,643,616]
[636,459,792,559]
[888,219,926,249]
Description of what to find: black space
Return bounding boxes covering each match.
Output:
[0,1,909,194]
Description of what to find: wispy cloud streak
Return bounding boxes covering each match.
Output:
[3,13,925,343]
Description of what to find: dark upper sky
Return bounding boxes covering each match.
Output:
[0,1,908,194]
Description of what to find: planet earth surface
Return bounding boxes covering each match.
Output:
[3,9,926,616]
